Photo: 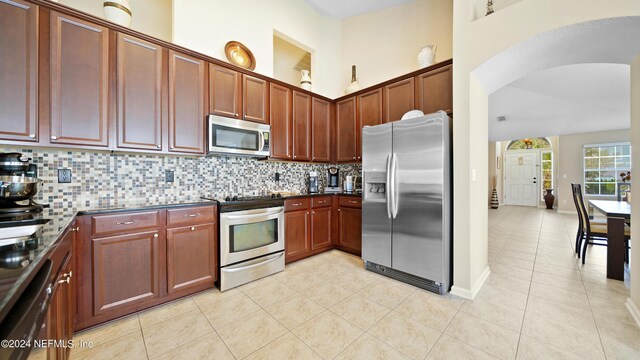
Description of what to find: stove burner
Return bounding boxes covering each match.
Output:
[0,200,46,214]
[223,194,283,202]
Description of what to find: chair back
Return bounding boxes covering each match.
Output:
[572,183,592,233]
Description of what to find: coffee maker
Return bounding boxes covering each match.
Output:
[308,172,319,194]
[325,167,341,193]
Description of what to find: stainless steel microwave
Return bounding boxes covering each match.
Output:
[207,115,270,157]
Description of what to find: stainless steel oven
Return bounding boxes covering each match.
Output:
[219,206,284,291]
[208,115,270,157]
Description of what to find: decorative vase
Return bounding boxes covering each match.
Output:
[490,188,499,209]
[544,189,555,209]
[103,0,132,28]
[417,45,437,68]
[345,65,361,94]
[300,70,311,91]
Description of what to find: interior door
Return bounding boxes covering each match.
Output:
[504,152,538,206]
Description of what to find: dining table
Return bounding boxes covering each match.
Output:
[588,199,630,280]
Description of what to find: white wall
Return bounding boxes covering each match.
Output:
[58,0,172,41]
[172,0,342,98]
[628,55,640,325]
[556,129,630,213]
[273,36,310,89]
[340,0,453,92]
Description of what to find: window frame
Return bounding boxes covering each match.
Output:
[582,142,631,197]
[540,150,553,200]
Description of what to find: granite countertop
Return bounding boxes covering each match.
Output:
[282,192,362,199]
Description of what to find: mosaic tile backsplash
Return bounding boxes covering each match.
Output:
[0,146,362,212]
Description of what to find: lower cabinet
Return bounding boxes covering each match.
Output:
[311,206,332,250]
[284,210,310,263]
[166,223,217,295]
[336,197,362,255]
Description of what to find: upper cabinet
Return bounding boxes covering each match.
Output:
[49,12,109,147]
[168,51,206,154]
[383,77,415,123]
[292,91,311,161]
[269,83,292,160]
[0,0,38,142]
[356,88,383,161]
[209,64,241,119]
[415,64,452,115]
[335,97,357,162]
[116,34,163,151]
[242,75,269,124]
[311,97,331,163]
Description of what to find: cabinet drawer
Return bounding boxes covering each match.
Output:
[339,196,362,208]
[91,211,161,236]
[167,206,216,227]
[285,197,310,212]
[311,196,332,208]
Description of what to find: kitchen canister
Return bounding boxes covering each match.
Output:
[300,70,312,91]
[417,45,437,68]
[103,0,132,28]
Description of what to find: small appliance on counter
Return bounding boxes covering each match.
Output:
[0,153,46,214]
[325,167,341,193]
[354,176,362,193]
[344,175,353,192]
[308,172,319,194]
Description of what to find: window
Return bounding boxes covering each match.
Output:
[507,137,551,150]
[541,150,553,198]
[583,143,631,196]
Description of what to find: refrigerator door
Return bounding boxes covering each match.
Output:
[391,113,449,284]
[362,122,393,267]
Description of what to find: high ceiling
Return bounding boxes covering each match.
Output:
[304,0,414,19]
[489,63,630,141]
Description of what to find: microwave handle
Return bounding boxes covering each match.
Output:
[259,132,265,152]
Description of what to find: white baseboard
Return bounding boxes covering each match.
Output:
[626,297,640,329]
[450,266,490,299]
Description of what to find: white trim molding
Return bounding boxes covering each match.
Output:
[450,266,490,299]
[626,297,640,329]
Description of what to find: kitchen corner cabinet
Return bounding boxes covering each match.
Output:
[0,0,38,142]
[168,51,206,154]
[48,12,109,147]
[356,88,383,161]
[415,64,452,114]
[311,97,332,162]
[269,83,292,160]
[383,77,415,123]
[116,34,163,151]
[336,197,362,255]
[335,97,358,162]
[284,196,334,263]
[292,91,312,161]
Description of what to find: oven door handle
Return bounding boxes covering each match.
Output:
[223,252,284,272]
[222,208,283,220]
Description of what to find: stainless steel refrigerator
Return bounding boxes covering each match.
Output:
[362,111,451,294]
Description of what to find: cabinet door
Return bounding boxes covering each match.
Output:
[383,78,415,123]
[92,231,161,315]
[169,51,206,154]
[415,65,452,114]
[50,12,109,147]
[311,97,331,162]
[292,91,311,161]
[269,83,291,160]
[209,64,241,118]
[0,0,38,142]
[311,207,332,250]
[357,88,383,160]
[166,223,216,294]
[57,257,74,360]
[338,207,362,254]
[285,210,310,263]
[117,34,163,151]
[242,75,269,124]
[336,97,357,162]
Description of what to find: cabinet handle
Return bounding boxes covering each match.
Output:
[50,136,58,140]
[58,275,70,284]
[292,203,302,207]
[116,220,139,225]
[338,209,341,212]
[306,212,309,215]
[349,200,358,204]
[235,113,239,117]
[29,134,36,139]
[63,271,72,278]
[153,233,158,238]
[70,226,79,232]
[293,155,297,159]
[184,213,200,218]
[190,226,195,231]
[312,211,315,214]
[156,144,161,149]
[353,156,356,160]
[243,114,246,119]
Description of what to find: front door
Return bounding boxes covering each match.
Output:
[505,152,538,206]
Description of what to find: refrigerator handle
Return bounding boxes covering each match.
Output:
[385,154,392,219]
[391,153,399,219]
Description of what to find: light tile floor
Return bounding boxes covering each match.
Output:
[68,206,640,359]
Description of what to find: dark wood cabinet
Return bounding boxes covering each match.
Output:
[337,206,362,255]
[311,97,331,163]
[356,88,383,160]
[383,78,415,123]
[91,230,162,316]
[49,12,109,147]
[209,64,241,119]
[168,50,206,154]
[0,0,38,142]
[292,91,311,161]
[335,97,357,162]
[415,64,452,114]
[285,209,310,263]
[166,223,216,294]
[242,75,269,124]
[269,83,292,160]
[311,206,332,250]
[116,34,163,151]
